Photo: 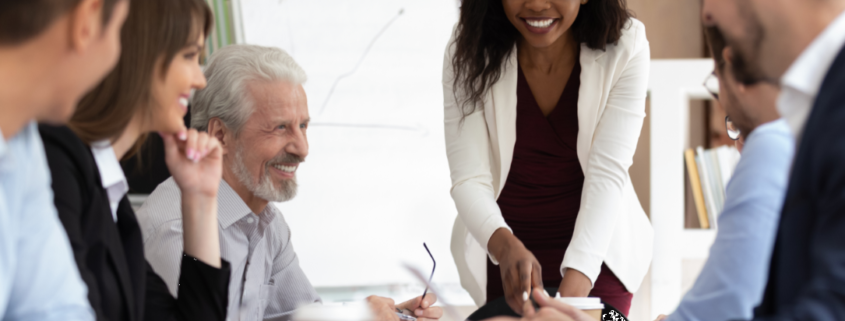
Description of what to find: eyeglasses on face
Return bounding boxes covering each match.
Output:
[704,71,720,100]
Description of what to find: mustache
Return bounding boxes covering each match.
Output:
[266,153,305,167]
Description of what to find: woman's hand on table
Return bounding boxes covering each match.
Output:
[557,269,592,298]
[489,228,544,315]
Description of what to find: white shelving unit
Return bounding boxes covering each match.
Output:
[648,59,719,319]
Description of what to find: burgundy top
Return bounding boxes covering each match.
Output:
[486,63,632,314]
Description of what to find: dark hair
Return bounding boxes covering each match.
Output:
[0,0,122,45]
[704,26,727,72]
[704,26,762,85]
[69,0,213,160]
[451,0,632,117]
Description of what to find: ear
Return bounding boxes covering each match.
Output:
[68,0,105,52]
[581,0,589,4]
[721,47,738,84]
[207,118,229,156]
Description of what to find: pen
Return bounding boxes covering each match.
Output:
[396,311,417,321]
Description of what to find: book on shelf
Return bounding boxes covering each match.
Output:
[686,145,741,229]
[684,149,709,229]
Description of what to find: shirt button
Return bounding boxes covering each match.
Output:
[246,217,255,224]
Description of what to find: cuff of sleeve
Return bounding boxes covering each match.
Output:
[475,216,511,265]
[560,248,602,288]
[177,253,232,319]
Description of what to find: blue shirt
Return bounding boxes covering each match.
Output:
[0,122,94,321]
[667,119,794,321]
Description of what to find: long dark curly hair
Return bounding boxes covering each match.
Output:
[451,0,632,118]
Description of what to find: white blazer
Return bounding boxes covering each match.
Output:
[443,18,653,306]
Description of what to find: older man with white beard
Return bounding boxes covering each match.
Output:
[136,44,442,321]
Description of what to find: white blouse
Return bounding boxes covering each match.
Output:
[90,140,128,221]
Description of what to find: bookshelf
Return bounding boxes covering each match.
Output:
[648,59,718,319]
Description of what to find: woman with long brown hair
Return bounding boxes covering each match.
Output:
[444,0,652,316]
[38,0,230,320]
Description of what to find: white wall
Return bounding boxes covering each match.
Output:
[240,0,468,304]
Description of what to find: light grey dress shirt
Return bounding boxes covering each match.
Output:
[136,177,321,321]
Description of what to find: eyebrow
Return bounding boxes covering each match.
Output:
[275,118,311,127]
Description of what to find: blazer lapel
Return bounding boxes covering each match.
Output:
[103,207,138,320]
[88,156,139,320]
[116,197,146,320]
[574,44,607,166]
[489,47,519,196]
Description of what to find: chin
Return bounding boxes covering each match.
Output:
[524,35,561,49]
[40,102,77,125]
[157,122,185,135]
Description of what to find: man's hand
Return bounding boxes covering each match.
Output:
[367,294,443,321]
[367,296,399,321]
[557,269,592,298]
[654,314,668,321]
[482,288,595,321]
[488,228,544,315]
[525,289,595,321]
[486,307,577,321]
[396,293,443,321]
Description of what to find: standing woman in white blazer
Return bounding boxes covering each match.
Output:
[443,0,652,316]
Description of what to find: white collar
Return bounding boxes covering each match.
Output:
[778,9,845,137]
[90,140,128,222]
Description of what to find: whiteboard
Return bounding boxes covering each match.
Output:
[240,0,464,294]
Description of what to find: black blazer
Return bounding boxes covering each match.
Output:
[39,125,231,321]
[753,47,845,319]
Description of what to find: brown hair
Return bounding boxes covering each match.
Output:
[451,0,632,119]
[69,0,213,160]
[0,0,122,45]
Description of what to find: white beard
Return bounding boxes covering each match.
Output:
[230,145,297,203]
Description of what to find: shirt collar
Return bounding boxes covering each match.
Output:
[90,140,128,197]
[779,10,845,127]
[218,178,277,228]
[0,125,7,161]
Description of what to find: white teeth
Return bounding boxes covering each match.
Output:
[526,19,554,28]
[273,164,297,173]
[179,97,188,107]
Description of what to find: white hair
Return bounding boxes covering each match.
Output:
[191,44,307,133]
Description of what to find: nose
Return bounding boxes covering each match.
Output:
[701,0,716,26]
[525,0,551,12]
[285,124,309,160]
[193,64,208,90]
